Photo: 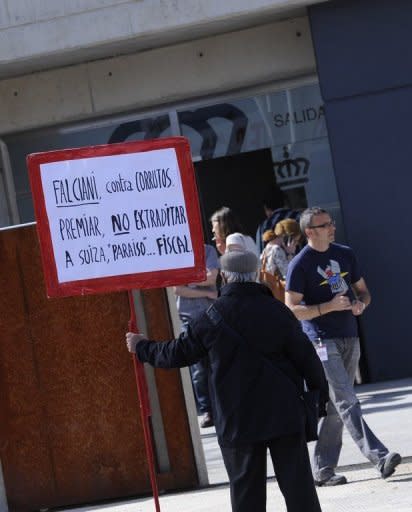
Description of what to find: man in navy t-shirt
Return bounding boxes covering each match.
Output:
[286,207,401,486]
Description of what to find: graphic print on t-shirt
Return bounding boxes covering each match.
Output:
[317,259,348,294]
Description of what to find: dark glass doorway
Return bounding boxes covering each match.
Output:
[195,149,279,243]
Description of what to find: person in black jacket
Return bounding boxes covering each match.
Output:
[126,251,328,512]
[255,188,301,253]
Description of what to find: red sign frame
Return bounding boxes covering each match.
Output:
[27,137,206,298]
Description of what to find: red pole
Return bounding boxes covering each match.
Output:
[128,290,161,512]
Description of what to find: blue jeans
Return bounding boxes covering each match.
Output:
[181,322,211,414]
[189,358,211,414]
[312,337,388,481]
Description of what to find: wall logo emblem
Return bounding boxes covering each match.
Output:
[273,146,309,188]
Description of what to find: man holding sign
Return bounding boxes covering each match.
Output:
[127,250,328,512]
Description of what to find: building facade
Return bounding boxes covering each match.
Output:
[1,0,411,507]
[1,0,409,379]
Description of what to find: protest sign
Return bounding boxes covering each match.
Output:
[28,137,206,512]
[27,137,205,297]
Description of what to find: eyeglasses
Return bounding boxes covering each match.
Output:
[308,220,335,229]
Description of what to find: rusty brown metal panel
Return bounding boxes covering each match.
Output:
[0,226,58,509]
[0,225,197,511]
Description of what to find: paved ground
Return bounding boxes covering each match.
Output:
[65,378,412,512]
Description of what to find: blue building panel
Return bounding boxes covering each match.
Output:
[310,0,412,100]
[309,0,412,380]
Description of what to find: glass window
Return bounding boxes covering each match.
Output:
[3,114,172,223]
[177,83,344,240]
[0,169,10,227]
[3,81,344,241]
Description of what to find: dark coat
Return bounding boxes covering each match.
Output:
[136,282,328,445]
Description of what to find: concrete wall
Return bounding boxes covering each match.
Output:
[0,16,316,135]
[0,0,326,78]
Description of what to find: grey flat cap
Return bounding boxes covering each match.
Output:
[220,250,258,274]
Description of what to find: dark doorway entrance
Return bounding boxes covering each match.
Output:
[194,149,276,244]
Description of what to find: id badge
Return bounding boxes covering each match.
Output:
[316,343,328,362]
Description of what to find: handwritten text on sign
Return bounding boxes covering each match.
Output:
[40,148,193,283]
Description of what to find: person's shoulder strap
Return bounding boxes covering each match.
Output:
[206,304,304,397]
[205,304,245,344]
[205,303,223,328]
[261,248,268,272]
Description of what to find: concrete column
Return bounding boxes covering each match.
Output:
[166,288,209,486]
[0,460,8,512]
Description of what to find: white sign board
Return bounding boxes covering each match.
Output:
[28,138,205,297]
